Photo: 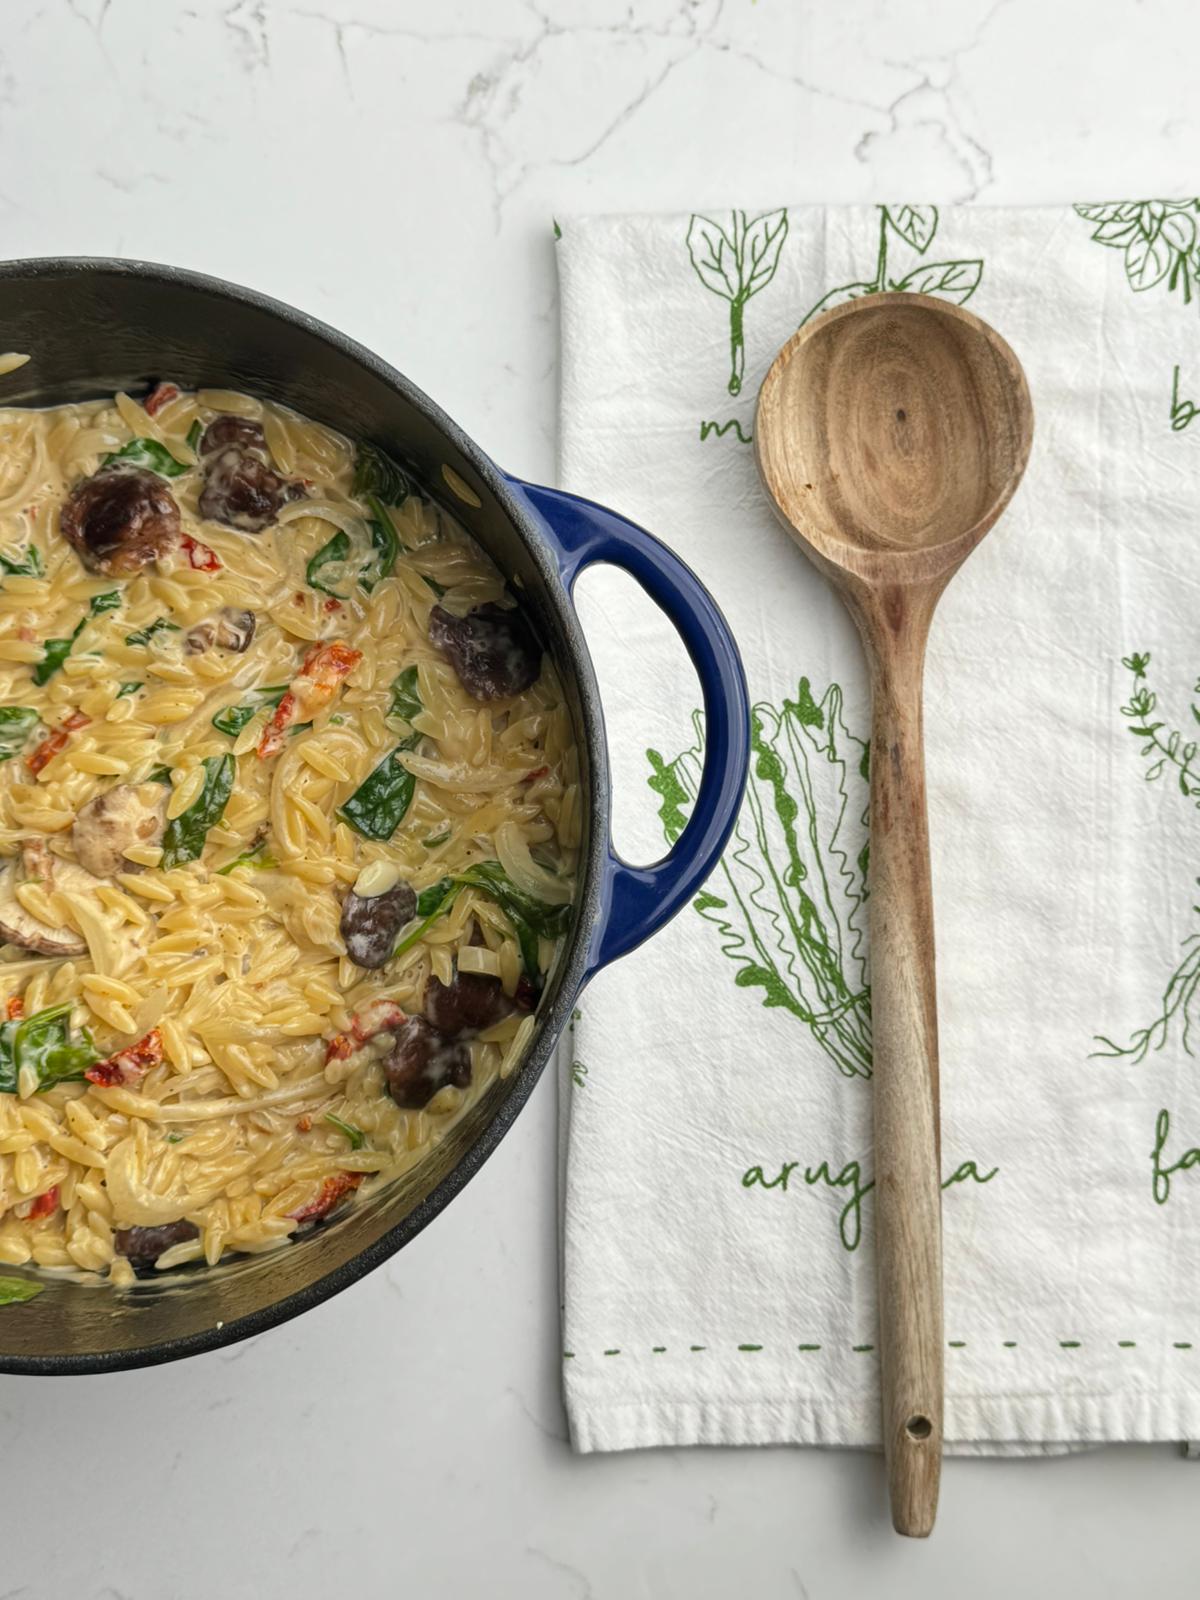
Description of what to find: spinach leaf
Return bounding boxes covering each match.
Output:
[0,1002,101,1094]
[392,877,463,958]
[415,876,457,917]
[360,497,399,591]
[306,530,351,598]
[423,575,446,598]
[458,860,571,978]
[387,665,422,725]
[160,754,235,868]
[116,681,142,697]
[212,686,287,737]
[33,593,116,681]
[216,841,276,875]
[34,618,86,686]
[324,1112,365,1150]
[147,764,173,785]
[0,707,39,762]
[0,1277,43,1305]
[352,444,409,506]
[338,735,420,841]
[386,864,571,972]
[125,617,179,647]
[186,419,202,452]
[0,546,42,577]
[101,438,189,478]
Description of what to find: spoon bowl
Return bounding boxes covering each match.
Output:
[758,294,1032,586]
[756,293,1033,1539]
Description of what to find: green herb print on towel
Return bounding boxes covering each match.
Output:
[686,209,789,397]
[1094,652,1200,1060]
[799,204,983,327]
[648,679,872,1079]
[1075,199,1200,305]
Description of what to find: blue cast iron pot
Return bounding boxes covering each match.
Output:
[0,260,750,1374]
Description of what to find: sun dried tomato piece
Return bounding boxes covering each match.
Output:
[324,1032,354,1065]
[323,999,405,1066]
[351,999,406,1042]
[143,382,180,418]
[257,641,362,758]
[28,711,90,777]
[26,1185,59,1219]
[180,532,221,572]
[288,1171,362,1224]
[85,1027,164,1088]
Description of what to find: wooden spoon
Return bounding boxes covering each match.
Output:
[755,293,1033,1537]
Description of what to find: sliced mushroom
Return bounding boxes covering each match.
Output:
[424,969,513,1034]
[184,621,215,655]
[185,607,257,656]
[339,880,417,970]
[198,417,267,456]
[427,603,542,701]
[216,607,256,651]
[60,467,181,576]
[380,1016,471,1109]
[198,415,305,533]
[0,860,86,957]
[72,783,167,878]
[114,1219,199,1266]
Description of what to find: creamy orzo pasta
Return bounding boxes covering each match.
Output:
[0,379,577,1283]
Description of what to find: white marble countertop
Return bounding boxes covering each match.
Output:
[2,1,1198,1594]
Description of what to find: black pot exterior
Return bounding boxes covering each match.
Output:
[0,259,608,1374]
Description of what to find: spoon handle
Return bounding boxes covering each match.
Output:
[867,625,944,1538]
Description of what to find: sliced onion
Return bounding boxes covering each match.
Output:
[495,820,572,905]
[457,944,502,977]
[397,752,536,792]
[104,1135,233,1226]
[276,499,363,535]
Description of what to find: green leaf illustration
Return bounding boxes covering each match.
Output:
[687,214,740,302]
[884,204,938,254]
[891,258,983,304]
[686,208,789,396]
[1075,198,1200,311]
[648,679,872,1078]
[742,209,790,298]
[1160,212,1197,253]
[797,204,982,329]
[1125,228,1173,292]
[1074,200,1143,224]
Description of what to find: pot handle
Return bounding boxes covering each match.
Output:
[510,480,750,974]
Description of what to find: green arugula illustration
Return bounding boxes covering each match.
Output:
[648,678,872,1079]
[1094,651,1200,1060]
[799,204,982,326]
[686,208,789,396]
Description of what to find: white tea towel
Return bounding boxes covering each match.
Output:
[556,201,1200,1455]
